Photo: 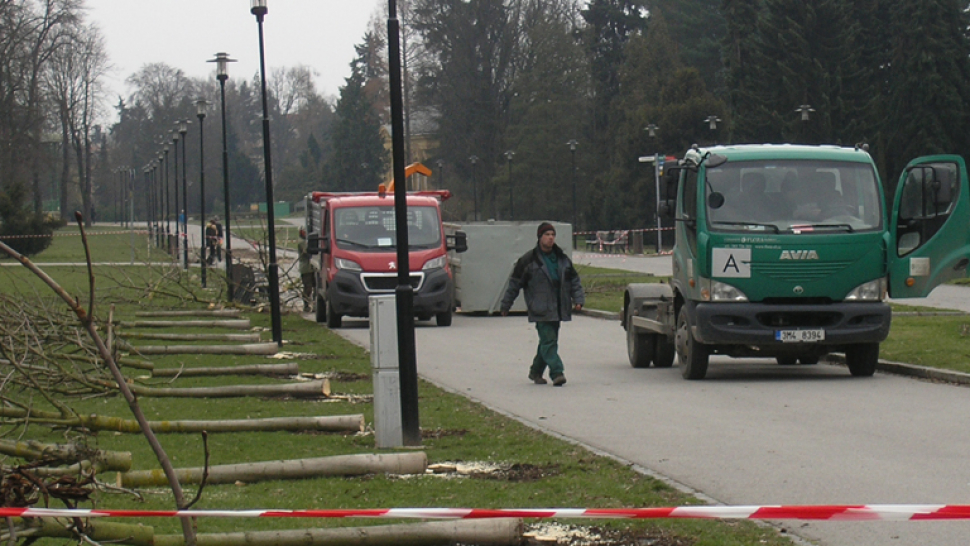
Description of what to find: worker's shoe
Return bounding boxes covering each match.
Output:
[528,373,547,385]
[552,374,567,387]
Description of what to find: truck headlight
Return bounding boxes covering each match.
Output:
[334,257,362,271]
[701,279,749,302]
[422,255,447,270]
[845,278,886,301]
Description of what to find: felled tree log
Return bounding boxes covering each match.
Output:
[0,407,357,434]
[122,342,278,356]
[3,518,153,546]
[0,439,131,471]
[154,519,524,546]
[151,363,298,377]
[119,452,428,487]
[123,332,262,342]
[136,310,241,318]
[118,319,251,329]
[54,353,154,371]
[94,379,331,399]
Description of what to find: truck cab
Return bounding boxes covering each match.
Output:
[624,144,970,379]
[305,189,467,328]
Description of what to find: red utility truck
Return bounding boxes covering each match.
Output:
[304,167,467,328]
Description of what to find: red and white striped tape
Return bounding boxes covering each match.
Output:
[3,505,970,521]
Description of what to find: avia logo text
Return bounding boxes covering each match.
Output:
[780,250,819,260]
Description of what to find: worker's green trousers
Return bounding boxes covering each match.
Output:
[530,321,564,378]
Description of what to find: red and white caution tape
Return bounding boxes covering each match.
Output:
[3,505,970,521]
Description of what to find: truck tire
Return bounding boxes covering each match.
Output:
[653,335,675,368]
[626,306,653,368]
[325,297,342,329]
[676,306,709,380]
[314,293,326,323]
[846,343,878,376]
[435,311,453,327]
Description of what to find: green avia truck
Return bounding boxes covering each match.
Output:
[622,144,970,379]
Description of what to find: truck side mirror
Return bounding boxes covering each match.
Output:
[662,168,680,199]
[658,200,676,218]
[307,233,329,254]
[447,230,468,253]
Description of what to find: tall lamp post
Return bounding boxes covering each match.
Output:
[567,139,578,228]
[209,52,237,300]
[435,158,444,189]
[178,120,189,270]
[795,104,814,144]
[468,155,479,221]
[163,144,170,252]
[388,0,421,446]
[155,155,163,247]
[250,0,283,346]
[704,115,721,145]
[504,150,515,220]
[196,98,209,288]
[641,123,662,253]
[172,131,180,261]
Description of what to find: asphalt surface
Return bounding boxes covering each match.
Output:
[332,252,970,546]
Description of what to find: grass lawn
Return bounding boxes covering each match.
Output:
[0,234,794,545]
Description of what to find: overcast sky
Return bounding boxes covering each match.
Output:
[84,1,384,117]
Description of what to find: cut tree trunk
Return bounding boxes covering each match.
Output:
[96,379,331,399]
[0,407,358,434]
[0,439,131,471]
[136,310,242,318]
[122,332,261,342]
[153,519,524,546]
[119,452,428,487]
[151,363,298,377]
[118,319,251,329]
[4,518,154,546]
[122,342,278,356]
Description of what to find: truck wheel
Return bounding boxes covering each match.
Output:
[676,306,709,380]
[653,335,675,368]
[626,306,653,368]
[325,298,342,329]
[314,293,326,323]
[846,343,878,376]
[435,311,453,327]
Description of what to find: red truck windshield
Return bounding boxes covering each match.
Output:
[333,206,441,250]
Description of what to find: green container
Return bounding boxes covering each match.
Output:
[257,202,290,217]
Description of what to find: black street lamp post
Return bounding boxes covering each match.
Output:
[704,115,721,145]
[210,52,237,300]
[504,150,514,220]
[163,144,170,252]
[435,158,444,189]
[795,104,814,144]
[388,0,421,446]
[197,98,209,288]
[172,131,180,260]
[469,155,479,221]
[155,155,162,247]
[644,123,662,253]
[250,0,283,346]
[144,166,152,245]
[567,139,578,228]
[179,120,189,270]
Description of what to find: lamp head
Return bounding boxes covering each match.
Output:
[172,131,179,144]
[195,99,209,119]
[208,52,237,81]
[177,119,189,135]
[251,0,267,18]
[645,124,658,138]
[567,139,578,151]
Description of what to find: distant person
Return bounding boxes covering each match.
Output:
[205,219,218,265]
[500,222,585,387]
[214,217,224,262]
[297,227,317,313]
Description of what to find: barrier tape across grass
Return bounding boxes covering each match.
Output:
[3,505,970,521]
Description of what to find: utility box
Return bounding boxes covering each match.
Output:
[369,294,402,447]
[444,221,573,314]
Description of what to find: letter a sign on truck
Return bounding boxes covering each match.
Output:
[712,248,751,278]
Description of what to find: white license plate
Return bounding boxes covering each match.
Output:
[775,329,825,343]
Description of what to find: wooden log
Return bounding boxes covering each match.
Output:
[118,319,251,329]
[5,518,154,546]
[123,342,279,356]
[136,309,242,318]
[123,332,261,342]
[154,519,524,546]
[119,452,428,487]
[97,379,331,399]
[152,363,298,377]
[0,439,131,471]
[53,353,153,371]
[0,407,357,434]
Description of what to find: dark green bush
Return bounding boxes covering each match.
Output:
[0,182,61,257]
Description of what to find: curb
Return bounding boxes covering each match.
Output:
[579,308,970,386]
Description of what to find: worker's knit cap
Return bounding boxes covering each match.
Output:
[537,222,556,239]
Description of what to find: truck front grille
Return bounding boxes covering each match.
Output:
[752,261,853,282]
[361,272,424,292]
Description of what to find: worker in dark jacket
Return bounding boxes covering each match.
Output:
[501,222,585,386]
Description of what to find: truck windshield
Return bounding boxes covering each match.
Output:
[705,160,882,233]
[333,206,441,250]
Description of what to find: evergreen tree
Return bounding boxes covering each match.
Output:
[326,53,389,192]
[659,0,727,95]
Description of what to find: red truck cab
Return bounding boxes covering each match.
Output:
[305,189,466,328]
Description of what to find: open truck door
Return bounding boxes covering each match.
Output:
[889,155,970,298]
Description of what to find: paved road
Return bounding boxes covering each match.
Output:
[333,262,970,545]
